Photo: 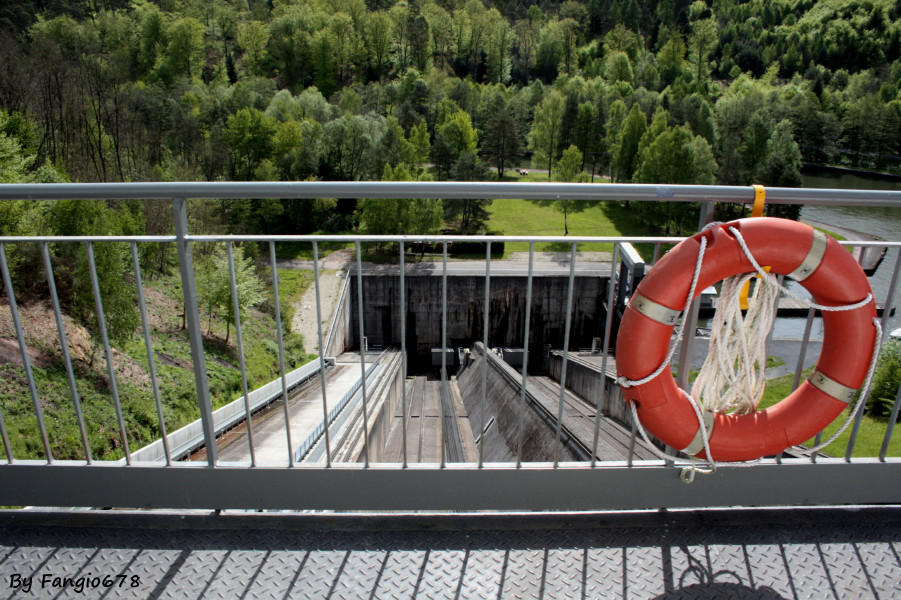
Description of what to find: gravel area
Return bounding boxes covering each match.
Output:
[290,270,345,352]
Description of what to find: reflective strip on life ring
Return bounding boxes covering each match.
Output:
[615,217,877,462]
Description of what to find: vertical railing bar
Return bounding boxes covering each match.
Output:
[0,398,11,463]
[879,381,901,461]
[440,241,448,468]
[516,242,535,467]
[766,274,785,468]
[652,243,661,265]
[42,242,91,463]
[628,418,637,468]
[227,242,255,467]
[878,247,901,343]
[845,385,869,462]
[554,242,578,467]
[85,241,130,465]
[791,307,819,464]
[793,307,816,393]
[592,243,620,467]
[873,247,900,460]
[173,198,217,467]
[677,198,715,469]
[479,241,491,469]
[764,275,784,358]
[355,241,370,467]
[399,241,408,468]
[130,242,170,466]
[313,241,332,467]
[269,242,294,467]
[811,432,823,463]
[0,254,11,461]
[672,298,701,467]
[1,243,52,463]
[876,223,901,458]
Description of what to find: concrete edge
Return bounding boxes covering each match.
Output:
[1,505,899,533]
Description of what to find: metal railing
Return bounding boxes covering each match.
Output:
[0,182,899,511]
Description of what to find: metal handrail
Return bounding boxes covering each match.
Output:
[2,181,901,206]
[0,182,899,511]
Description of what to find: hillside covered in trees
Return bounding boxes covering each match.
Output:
[0,0,899,224]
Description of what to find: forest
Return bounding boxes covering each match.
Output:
[0,0,900,235]
[1,0,901,459]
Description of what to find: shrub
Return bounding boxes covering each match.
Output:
[866,339,901,419]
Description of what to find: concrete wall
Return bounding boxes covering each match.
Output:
[456,344,583,463]
[547,353,631,427]
[359,353,404,463]
[351,275,605,363]
[546,353,663,452]
[325,275,351,357]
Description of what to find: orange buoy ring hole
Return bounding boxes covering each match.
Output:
[615,217,877,462]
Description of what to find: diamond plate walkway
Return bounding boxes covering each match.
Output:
[1,508,899,599]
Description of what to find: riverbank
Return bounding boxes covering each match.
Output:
[803,163,901,182]
[801,217,886,275]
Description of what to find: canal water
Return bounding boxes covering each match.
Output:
[774,171,901,339]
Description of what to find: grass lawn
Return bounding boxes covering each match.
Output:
[759,368,899,458]
[486,197,662,259]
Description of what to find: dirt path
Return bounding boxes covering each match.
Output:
[290,270,345,353]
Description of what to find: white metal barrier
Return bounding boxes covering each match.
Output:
[0,182,899,511]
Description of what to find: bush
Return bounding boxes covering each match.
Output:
[866,339,901,419]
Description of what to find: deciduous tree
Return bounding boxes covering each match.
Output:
[529,89,565,180]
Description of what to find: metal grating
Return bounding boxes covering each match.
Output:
[0,511,900,599]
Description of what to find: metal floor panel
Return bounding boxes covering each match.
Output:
[0,513,900,599]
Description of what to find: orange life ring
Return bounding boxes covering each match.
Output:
[615,217,877,462]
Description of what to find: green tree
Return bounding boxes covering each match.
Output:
[657,33,686,87]
[366,11,392,81]
[268,11,312,91]
[633,126,711,234]
[635,125,696,184]
[358,164,443,243]
[741,109,774,181]
[158,17,204,84]
[549,145,590,235]
[432,109,478,179]
[376,116,416,173]
[688,18,717,95]
[0,129,31,184]
[271,119,303,179]
[197,244,265,344]
[223,108,277,181]
[555,144,589,183]
[605,51,634,84]
[237,21,269,76]
[49,200,142,356]
[408,119,430,167]
[529,89,566,180]
[756,120,803,219]
[310,29,337,97]
[611,103,647,182]
[481,110,521,178]
[320,115,382,181]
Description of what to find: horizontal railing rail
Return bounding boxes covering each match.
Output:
[2,181,901,206]
[0,182,899,511]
